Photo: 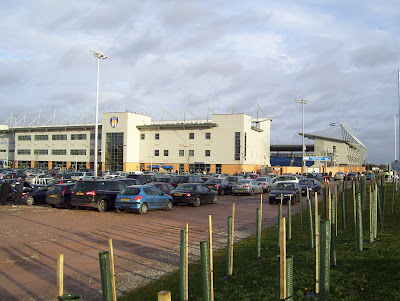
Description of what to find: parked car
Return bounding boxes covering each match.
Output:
[70,172,95,180]
[226,176,245,185]
[173,175,204,186]
[334,172,345,181]
[232,179,263,195]
[298,179,321,196]
[118,178,140,186]
[115,185,173,214]
[269,182,300,204]
[345,172,359,181]
[47,179,76,188]
[23,184,49,205]
[46,183,75,208]
[147,182,176,195]
[205,178,232,195]
[126,174,157,184]
[305,173,324,182]
[255,176,273,192]
[158,176,177,185]
[365,172,374,181]
[71,180,126,212]
[4,171,27,179]
[170,183,219,206]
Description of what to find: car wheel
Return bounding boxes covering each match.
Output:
[166,200,173,210]
[212,195,219,204]
[26,196,34,206]
[116,208,125,213]
[193,197,201,207]
[219,189,225,196]
[98,199,109,212]
[139,203,148,214]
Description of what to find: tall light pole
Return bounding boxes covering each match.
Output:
[296,98,308,174]
[395,114,398,161]
[90,49,107,177]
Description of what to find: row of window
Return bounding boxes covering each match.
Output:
[17,149,87,155]
[153,149,211,157]
[17,134,88,141]
[141,132,211,140]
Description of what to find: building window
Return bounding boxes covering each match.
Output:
[155,133,160,140]
[235,132,241,160]
[52,134,67,140]
[18,135,31,141]
[189,133,194,139]
[52,149,67,155]
[179,150,184,156]
[141,134,145,140]
[164,150,169,156]
[154,150,160,156]
[17,149,31,155]
[71,149,86,155]
[34,135,48,141]
[105,133,124,171]
[205,132,211,139]
[90,133,102,140]
[205,150,211,157]
[189,150,194,157]
[34,149,48,155]
[71,134,87,140]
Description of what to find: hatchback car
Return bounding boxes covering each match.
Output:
[232,179,263,195]
[269,182,300,204]
[115,185,173,214]
[71,180,126,212]
[205,178,232,195]
[333,172,345,181]
[170,183,218,206]
[298,179,321,196]
[46,183,75,208]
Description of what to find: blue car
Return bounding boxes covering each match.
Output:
[115,185,173,214]
[298,179,321,196]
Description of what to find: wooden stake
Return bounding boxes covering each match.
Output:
[208,215,214,301]
[279,217,287,300]
[57,254,64,299]
[230,203,235,276]
[108,238,117,301]
[158,290,171,301]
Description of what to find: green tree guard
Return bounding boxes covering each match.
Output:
[277,203,282,248]
[256,208,261,258]
[356,193,363,252]
[331,193,337,266]
[319,219,331,301]
[200,241,211,301]
[180,229,187,301]
[288,197,292,240]
[227,216,233,276]
[98,251,113,301]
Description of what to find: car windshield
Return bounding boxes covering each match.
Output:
[275,183,295,190]
[120,187,141,195]
[299,180,313,185]
[176,184,196,191]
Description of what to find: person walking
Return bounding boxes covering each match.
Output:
[13,177,24,207]
[1,180,11,205]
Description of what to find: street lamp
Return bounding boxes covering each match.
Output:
[90,49,107,178]
[296,98,308,174]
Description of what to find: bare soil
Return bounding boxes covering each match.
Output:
[0,194,302,301]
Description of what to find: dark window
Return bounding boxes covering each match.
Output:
[71,150,86,155]
[52,150,67,155]
[34,135,48,141]
[71,134,87,140]
[141,134,145,140]
[179,150,184,156]
[105,132,124,171]
[155,150,159,156]
[164,150,169,156]
[205,150,211,157]
[34,149,48,155]
[17,149,31,155]
[18,135,31,141]
[155,133,160,140]
[189,150,194,157]
[235,132,241,160]
[205,132,211,139]
[189,133,194,139]
[52,134,67,140]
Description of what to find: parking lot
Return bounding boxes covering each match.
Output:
[0,191,309,301]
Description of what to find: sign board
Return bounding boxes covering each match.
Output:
[303,156,331,161]
[392,160,400,171]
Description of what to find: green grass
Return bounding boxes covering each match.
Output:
[120,183,400,300]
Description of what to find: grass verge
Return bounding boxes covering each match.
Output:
[120,183,400,300]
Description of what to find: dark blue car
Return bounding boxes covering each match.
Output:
[298,179,321,196]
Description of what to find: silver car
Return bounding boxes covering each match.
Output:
[232,179,263,195]
[255,176,273,192]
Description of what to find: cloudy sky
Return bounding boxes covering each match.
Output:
[1,0,399,164]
